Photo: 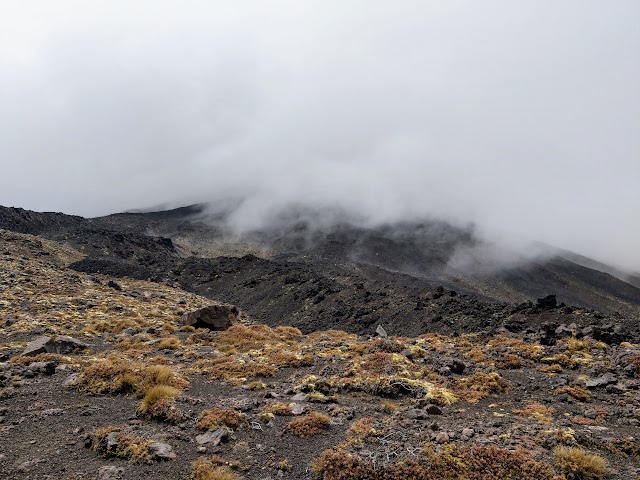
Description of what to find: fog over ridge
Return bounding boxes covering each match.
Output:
[1,1,638,271]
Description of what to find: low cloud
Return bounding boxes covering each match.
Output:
[1,1,638,271]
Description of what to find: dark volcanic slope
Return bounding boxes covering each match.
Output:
[1,204,639,338]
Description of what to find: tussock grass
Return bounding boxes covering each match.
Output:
[287,411,331,437]
[136,385,180,417]
[554,446,608,480]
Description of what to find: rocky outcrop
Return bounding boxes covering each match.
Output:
[22,335,89,356]
[181,305,237,330]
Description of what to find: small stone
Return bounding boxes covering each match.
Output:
[31,361,56,375]
[406,409,427,420]
[97,466,125,480]
[436,432,449,444]
[106,432,120,450]
[291,403,306,416]
[195,429,229,446]
[149,442,176,461]
[107,280,122,291]
[197,446,207,453]
[63,373,80,388]
[586,373,617,389]
[375,324,388,338]
[425,404,443,415]
[290,392,307,402]
[461,428,475,440]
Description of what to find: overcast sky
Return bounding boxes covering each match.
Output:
[1,1,639,270]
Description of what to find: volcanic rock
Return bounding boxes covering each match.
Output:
[22,335,89,356]
[149,442,176,461]
[181,305,237,330]
[195,428,229,446]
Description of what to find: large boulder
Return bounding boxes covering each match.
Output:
[181,305,237,330]
[22,335,89,356]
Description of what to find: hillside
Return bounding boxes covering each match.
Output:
[1,206,640,479]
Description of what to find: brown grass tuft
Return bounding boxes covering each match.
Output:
[197,408,248,431]
[554,446,608,480]
[136,385,180,418]
[287,411,330,437]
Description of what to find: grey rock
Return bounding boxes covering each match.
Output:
[586,373,617,389]
[22,335,89,357]
[22,336,51,356]
[97,466,125,480]
[291,403,306,416]
[375,324,388,338]
[461,428,475,440]
[149,442,176,461]
[406,409,428,420]
[107,280,122,291]
[290,392,307,402]
[48,335,89,354]
[63,373,81,388]
[195,428,229,446]
[435,432,449,444]
[30,361,56,375]
[106,432,120,450]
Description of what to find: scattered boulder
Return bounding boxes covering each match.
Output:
[148,442,176,461]
[181,305,237,330]
[591,324,628,344]
[406,409,428,420]
[375,324,388,338]
[425,404,443,415]
[22,336,51,356]
[536,295,558,310]
[291,403,306,416]
[30,361,55,375]
[106,280,122,291]
[22,335,89,356]
[195,428,229,446]
[97,466,125,480]
[461,428,475,440]
[586,373,617,389]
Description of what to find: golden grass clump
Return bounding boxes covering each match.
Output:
[191,457,240,480]
[515,402,556,424]
[136,385,180,418]
[495,353,523,369]
[266,402,295,416]
[197,408,248,431]
[554,385,591,402]
[77,356,142,395]
[348,417,381,439]
[157,336,181,350]
[197,355,277,385]
[139,364,189,394]
[554,446,608,480]
[455,372,508,403]
[212,324,300,354]
[287,411,331,437]
[313,445,561,480]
